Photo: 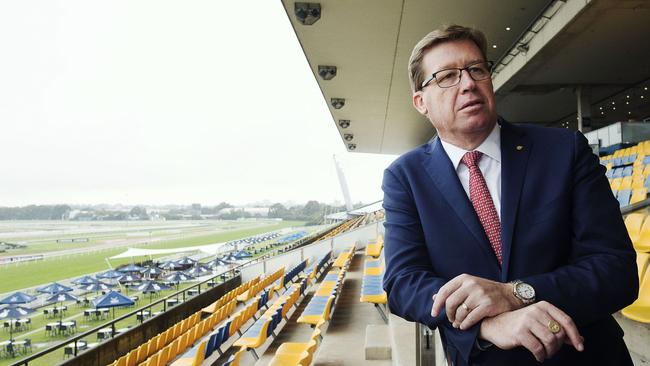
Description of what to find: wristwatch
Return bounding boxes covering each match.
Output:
[511,280,535,305]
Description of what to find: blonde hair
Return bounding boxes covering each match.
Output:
[408,25,488,93]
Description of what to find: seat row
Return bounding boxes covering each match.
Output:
[237,267,285,303]
[267,321,324,366]
[202,276,261,315]
[623,213,650,252]
[621,252,650,323]
[332,245,356,268]
[365,235,384,258]
[301,251,331,282]
[233,277,310,359]
[360,248,388,323]
[274,259,309,293]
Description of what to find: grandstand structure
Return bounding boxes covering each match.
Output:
[277,0,650,365]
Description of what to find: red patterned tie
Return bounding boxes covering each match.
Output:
[461,151,502,265]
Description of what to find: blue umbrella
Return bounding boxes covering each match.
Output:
[0,305,35,342]
[175,257,197,266]
[80,281,113,292]
[45,292,79,322]
[0,291,36,305]
[117,274,141,283]
[93,291,135,319]
[136,281,170,293]
[72,275,98,286]
[211,257,236,267]
[137,281,170,303]
[185,265,210,277]
[97,270,123,280]
[37,282,73,294]
[234,250,252,259]
[163,272,194,283]
[140,266,163,278]
[159,261,182,270]
[119,264,144,272]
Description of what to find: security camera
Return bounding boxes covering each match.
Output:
[318,65,337,80]
[347,143,356,151]
[295,3,321,25]
[338,119,350,128]
[331,98,345,109]
[344,134,354,141]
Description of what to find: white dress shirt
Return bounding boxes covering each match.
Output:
[439,124,502,220]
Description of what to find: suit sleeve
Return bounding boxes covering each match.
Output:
[382,167,480,365]
[523,131,638,326]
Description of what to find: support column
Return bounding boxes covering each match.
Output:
[576,86,592,132]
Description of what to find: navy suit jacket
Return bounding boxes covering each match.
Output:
[382,120,638,365]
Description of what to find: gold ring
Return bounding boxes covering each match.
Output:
[548,320,561,334]
[461,303,470,312]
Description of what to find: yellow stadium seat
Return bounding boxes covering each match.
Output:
[621,176,633,190]
[636,252,649,281]
[635,217,650,252]
[643,165,650,177]
[621,263,650,323]
[632,177,645,189]
[625,213,646,244]
[611,178,623,191]
[268,350,312,366]
[630,188,648,205]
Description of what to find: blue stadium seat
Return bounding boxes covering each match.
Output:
[606,169,614,179]
[617,189,631,207]
[643,156,650,165]
[623,166,634,177]
[612,158,623,166]
[612,167,624,178]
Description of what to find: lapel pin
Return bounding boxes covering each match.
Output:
[516,145,524,151]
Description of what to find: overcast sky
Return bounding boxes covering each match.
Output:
[0,1,398,207]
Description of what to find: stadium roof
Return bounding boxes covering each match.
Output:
[282,0,650,154]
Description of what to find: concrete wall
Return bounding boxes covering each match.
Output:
[60,276,241,366]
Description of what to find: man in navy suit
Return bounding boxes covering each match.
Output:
[382,25,638,365]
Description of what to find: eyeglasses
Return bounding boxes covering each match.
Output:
[420,61,494,90]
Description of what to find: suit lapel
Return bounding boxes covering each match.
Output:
[499,120,532,281]
[423,138,500,267]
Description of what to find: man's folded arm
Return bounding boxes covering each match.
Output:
[382,168,481,364]
[523,131,638,326]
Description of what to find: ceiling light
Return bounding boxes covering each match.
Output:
[645,87,648,91]
[506,27,511,31]
[343,133,354,141]
[629,112,632,115]
[331,98,345,109]
[338,120,350,128]
[642,96,645,99]
[492,45,497,48]
[294,3,321,25]
[626,102,629,105]
[612,101,615,105]
[613,107,616,110]
[318,65,337,80]
[601,112,604,115]
[599,107,603,110]
[347,143,356,151]
[627,95,630,98]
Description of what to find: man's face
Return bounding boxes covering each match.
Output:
[413,39,497,145]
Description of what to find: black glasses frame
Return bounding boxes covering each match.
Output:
[420,61,494,90]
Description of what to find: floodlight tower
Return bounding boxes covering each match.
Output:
[333,155,354,212]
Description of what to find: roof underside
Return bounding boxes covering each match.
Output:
[281,0,650,154]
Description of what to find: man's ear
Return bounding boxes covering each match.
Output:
[413,91,428,115]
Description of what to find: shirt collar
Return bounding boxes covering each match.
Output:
[439,123,502,170]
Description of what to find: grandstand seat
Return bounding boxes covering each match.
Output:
[365,241,383,258]
[612,158,623,166]
[621,263,650,323]
[612,167,624,178]
[606,169,614,179]
[298,296,335,325]
[632,176,645,189]
[623,166,634,177]
[169,340,206,366]
[267,350,312,366]
[222,348,245,366]
[636,252,649,281]
[621,176,633,190]
[625,213,646,244]
[630,188,648,205]
[635,217,650,252]
[611,177,623,191]
[644,156,650,165]
[617,189,631,207]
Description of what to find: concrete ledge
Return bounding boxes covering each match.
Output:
[388,314,415,366]
[365,324,391,360]
[614,312,650,364]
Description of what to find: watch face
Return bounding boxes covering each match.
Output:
[517,283,535,300]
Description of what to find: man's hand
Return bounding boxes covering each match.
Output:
[479,301,584,362]
[431,274,521,330]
